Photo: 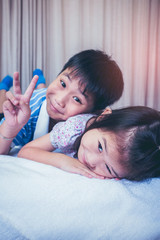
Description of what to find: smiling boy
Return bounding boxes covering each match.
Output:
[0,49,124,154]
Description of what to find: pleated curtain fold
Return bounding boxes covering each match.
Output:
[0,0,160,109]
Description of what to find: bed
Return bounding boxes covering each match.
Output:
[0,101,160,240]
[0,153,160,240]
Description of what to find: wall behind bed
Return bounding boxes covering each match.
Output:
[0,0,160,110]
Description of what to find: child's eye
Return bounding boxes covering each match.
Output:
[98,142,103,153]
[60,80,66,88]
[73,96,82,104]
[105,164,112,174]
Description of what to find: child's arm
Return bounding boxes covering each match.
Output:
[0,72,38,154]
[18,134,104,179]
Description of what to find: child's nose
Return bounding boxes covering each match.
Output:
[91,158,103,169]
[89,158,98,169]
[56,93,68,108]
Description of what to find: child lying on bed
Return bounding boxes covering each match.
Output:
[18,106,160,181]
[0,49,124,155]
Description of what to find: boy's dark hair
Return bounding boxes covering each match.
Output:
[74,106,160,181]
[60,49,124,111]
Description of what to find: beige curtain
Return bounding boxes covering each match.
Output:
[0,0,160,110]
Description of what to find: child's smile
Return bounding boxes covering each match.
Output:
[48,97,64,115]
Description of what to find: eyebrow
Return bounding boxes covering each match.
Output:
[63,73,89,99]
[102,137,120,178]
[63,73,71,81]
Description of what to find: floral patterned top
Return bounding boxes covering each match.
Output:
[50,114,94,157]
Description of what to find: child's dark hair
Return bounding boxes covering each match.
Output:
[74,106,160,181]
[60,49,124,111]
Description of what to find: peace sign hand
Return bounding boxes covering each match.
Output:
[3,72,38,133]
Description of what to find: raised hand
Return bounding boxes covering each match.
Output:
[3,72,38,130]
[0,72,38,154]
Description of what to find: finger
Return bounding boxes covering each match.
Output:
[3,99,16,115]
[86,171,105,179]
[23,75,39,103]
[81,168,105,179]
[18,102,31,125]
[78,168,104,179]
[76,169,94,178]
[6,91,19,106]
[20,101,31,115]
[13,72,21,96]
[68,166,93,178]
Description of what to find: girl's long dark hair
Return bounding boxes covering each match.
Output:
[74,106,160,181]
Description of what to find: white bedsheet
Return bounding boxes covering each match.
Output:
[0,154,160,240]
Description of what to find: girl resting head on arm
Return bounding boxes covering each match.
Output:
[18,106,160,181]
[74,106,160,181]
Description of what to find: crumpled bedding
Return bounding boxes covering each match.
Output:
[0,154,160,240]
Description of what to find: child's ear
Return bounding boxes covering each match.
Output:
[97,107,112,121]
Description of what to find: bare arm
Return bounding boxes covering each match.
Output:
[0,72,38,154]
[18,134,104,179]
